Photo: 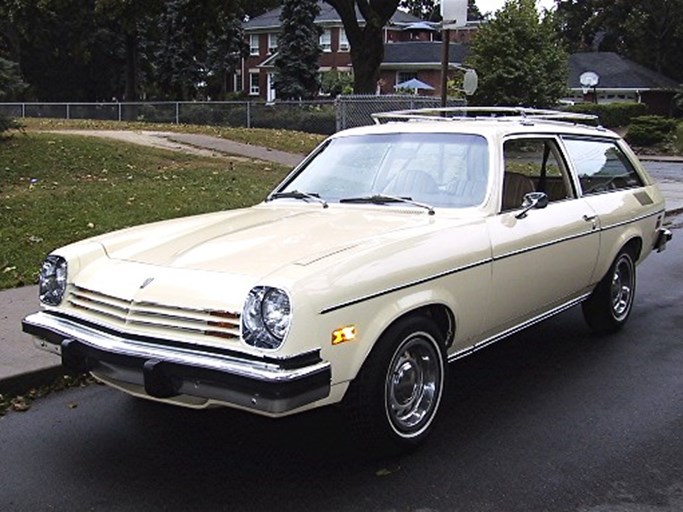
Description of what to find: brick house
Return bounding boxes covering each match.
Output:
[240,5,679,111]
[241,2,432,101]
[379,41,469,96]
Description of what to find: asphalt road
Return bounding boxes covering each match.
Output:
[643,161,682,182]
[1,222,681,512]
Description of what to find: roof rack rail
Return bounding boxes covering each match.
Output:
[371,106,598,124]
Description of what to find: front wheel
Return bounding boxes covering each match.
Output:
[582,249,636,334]
[343,316,446,454]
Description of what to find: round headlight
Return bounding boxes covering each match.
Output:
[261,288,291,340]
[39,255,68,306]
[242,286,292,350]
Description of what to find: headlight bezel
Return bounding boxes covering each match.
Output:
[39,255,68,306]
[242,286,292,350]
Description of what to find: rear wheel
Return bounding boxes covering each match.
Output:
[343,315,446,454]
[582,249,636,334]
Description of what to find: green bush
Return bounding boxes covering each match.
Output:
[0,113,21,137]
[563,102,648,127]
[625,115,678,146]
[251,104,336,135]
[178,104,248,127]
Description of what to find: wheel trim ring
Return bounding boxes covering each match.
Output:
[610,255,634,321]
[384,332,444,439]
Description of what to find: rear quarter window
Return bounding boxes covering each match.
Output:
[562,138,644,195]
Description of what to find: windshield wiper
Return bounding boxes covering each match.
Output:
[339,194,435,216]
[268,190,328,209]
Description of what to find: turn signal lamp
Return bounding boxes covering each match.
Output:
[332,326,357,345]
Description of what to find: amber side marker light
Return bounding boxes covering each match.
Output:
[332,326,357,345]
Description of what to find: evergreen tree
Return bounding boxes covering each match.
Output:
[274,0,322,100]
[206,8,248,99]
[152,0,206,100]
[466,0,567,107]
[0,57,27,100]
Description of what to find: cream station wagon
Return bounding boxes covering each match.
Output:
[23,107,671,452]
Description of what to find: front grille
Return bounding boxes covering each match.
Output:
[67,286,241,341]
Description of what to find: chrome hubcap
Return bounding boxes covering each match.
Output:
[610,255,634,320]
[385,334,442,436]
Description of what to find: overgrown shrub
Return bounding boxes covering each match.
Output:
[563,102,648,127]
[625,115,678,146]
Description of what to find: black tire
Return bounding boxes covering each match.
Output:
[342,315,446,455]
[582,249,636,334]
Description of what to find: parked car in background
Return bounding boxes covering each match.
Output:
[23,107,671,453]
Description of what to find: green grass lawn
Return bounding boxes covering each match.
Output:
[0,132,290,290]
[20,118,326,155]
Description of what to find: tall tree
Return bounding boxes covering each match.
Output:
[151,0,206,100]
[0,57,27,100]
[325,0,400,94]
[466,0,567,107]
[206,7,249,99]
[274,0,322,99]
[94,0,165,101]
[242,0,281,18]
[555,0,683,82]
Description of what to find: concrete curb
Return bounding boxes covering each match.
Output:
[1,366,65,397]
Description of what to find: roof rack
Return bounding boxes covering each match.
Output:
[371,106,598,124]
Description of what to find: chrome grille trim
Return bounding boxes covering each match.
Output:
[68,286,241,341]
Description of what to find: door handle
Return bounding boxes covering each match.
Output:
[583,214,597,222]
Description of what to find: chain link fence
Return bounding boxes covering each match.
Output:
[1,96,467,135]
[335,94,467,131]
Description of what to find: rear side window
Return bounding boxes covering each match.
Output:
[562,138,644,195]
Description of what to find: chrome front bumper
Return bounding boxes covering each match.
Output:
[22,312,331,414]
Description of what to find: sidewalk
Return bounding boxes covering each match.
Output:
[1,136,681,396]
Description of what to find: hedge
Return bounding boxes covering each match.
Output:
[625,115,678,146]
[563,102,648,128]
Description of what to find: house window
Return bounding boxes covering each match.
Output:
[397,71,417,84]
[234,71,243,92]
[268,33,278,54]
[249,73,260,95]
[339,29,350,52]
[249,34,260,56]
[320,29,332,52]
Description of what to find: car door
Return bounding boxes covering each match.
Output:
[483,136,600,337]
[561,136,665,279]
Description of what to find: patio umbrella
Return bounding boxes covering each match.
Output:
[394,78,435,94]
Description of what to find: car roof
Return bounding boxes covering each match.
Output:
[333,107,619,140]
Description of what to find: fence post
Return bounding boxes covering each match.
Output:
[118,103,122,122]
[66,104,70,120]
[22,103,26,118]
[246,101,251,128]
[175,102,180,124]
[335,97,342,132]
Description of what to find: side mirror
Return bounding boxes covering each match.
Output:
[516,192,549,219]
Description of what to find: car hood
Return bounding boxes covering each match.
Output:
[94,204,438,276]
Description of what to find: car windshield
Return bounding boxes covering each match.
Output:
[276,133,489,208]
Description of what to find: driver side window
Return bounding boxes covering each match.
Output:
[502,138,574,212]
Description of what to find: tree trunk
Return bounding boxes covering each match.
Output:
[124,31,138,102]
[326,0,399,94]
[350,25,384,94]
